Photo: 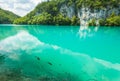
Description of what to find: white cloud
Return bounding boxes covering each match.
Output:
[0,0,43,16]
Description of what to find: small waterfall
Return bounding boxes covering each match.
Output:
[78,7,103,38]
[78,7,92,38]
[59,4,120,38]
[77,6,120,38]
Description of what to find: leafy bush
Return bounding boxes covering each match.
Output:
[99,19,105,26]
[29,12,53,25]
[88,19,96,26]
[13,17,29,24]
[106,15,120,26]
[71,16,80,26]
[53,13,71,25]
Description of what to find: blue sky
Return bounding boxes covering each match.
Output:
[0,0,46,16]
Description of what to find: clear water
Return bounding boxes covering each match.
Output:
[0,25,120,81]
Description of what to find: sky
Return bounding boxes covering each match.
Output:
[0,0,46,16]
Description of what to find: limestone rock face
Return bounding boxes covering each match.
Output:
[60,4,76,18]
[60,4,120,26]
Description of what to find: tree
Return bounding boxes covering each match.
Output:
[106,15,120,26]
[0,8,19,24]
[29,12,53,25]
[71,16,80,26]
[53,13,71,25]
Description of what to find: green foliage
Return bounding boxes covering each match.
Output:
[99,19,105,26]
[71,16,80,26]
[53,13,71,25]
[66,0,76,6]
[13,0,120,26]
[34,1,60,16]
[29,12,53,25]
[13,17,29,24]
[106,15,120,26]
[88,19,96,26]
[14,0,78,26]
[110,12,116,17]
[14,12,72,26]
[75,0,119,9]
[89,15,120,26]
[0,8,19,24]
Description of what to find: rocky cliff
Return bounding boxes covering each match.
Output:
[60,1,120,26]
[14,0,120,26]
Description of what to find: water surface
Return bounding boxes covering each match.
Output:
[0,25,120,81]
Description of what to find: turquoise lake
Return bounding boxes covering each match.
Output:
[0,25,120,81]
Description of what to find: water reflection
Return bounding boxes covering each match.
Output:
[78,26,99,38]
[0,25,120,63]
[0,30,120,81]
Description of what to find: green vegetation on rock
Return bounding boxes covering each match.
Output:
[106,15,120,26]
[13,0,120,26]
[13,0,80,26]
